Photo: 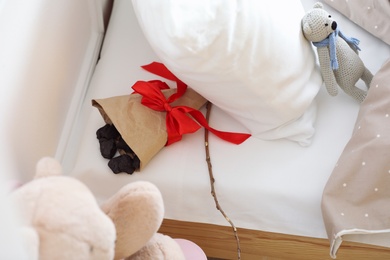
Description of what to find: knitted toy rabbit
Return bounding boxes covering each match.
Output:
[301,2,373,103]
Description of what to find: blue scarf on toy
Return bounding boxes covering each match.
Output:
[313,28,361,70]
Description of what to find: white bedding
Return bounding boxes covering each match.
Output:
[65,0,390,242]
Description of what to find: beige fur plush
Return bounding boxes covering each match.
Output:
[302,2,373,103]
[10,157,185,260]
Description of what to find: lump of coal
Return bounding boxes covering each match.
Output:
[132,155,140,169]
[108,154,135,174]
[116,137,133,154]
[96,124,120,140]
[96,124,140,174]
[99,139,117,159]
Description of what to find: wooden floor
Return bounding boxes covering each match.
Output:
[159,219,390,260]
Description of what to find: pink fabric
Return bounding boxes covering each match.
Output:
[174,239,207,260]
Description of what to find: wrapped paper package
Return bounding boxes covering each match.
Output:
[92,87,207,170]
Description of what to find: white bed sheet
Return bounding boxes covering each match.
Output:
[67,0,390,240]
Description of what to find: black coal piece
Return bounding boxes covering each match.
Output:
[108,154,136,174]
[99,138,117,159]
[96,124,120,140]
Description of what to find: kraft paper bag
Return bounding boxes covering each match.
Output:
[92,88,207,170]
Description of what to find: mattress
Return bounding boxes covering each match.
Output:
[63,0,390,252]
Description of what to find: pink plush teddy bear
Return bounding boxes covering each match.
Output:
[10,157,186,260]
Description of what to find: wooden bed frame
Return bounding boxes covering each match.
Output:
[159,219,390,259]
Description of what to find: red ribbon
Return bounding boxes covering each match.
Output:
[132,62,251,146]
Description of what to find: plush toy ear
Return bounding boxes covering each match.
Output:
[313,2,323,9]
[34,157,62,179]
[100,181,164,260]
[303,22,312,36]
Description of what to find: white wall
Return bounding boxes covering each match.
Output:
[0,0,106,182]
[0,0,109,257]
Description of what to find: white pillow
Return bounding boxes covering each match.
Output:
[132,0,322,145]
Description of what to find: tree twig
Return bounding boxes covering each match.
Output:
[204,101,241,260]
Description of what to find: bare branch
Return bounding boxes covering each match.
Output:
[204,102,241,260]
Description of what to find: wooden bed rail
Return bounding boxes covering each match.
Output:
[159,219,390,260]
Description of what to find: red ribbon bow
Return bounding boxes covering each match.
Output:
[132,62,251,146]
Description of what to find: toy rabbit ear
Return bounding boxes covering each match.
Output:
[313,2,323,9]
[34,157,62,179]
[303,22,312,36]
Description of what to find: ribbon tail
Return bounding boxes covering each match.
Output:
[141,62,178,81]
[187,108,251,144]
[142,62,187,101]
[208,126,251,144]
